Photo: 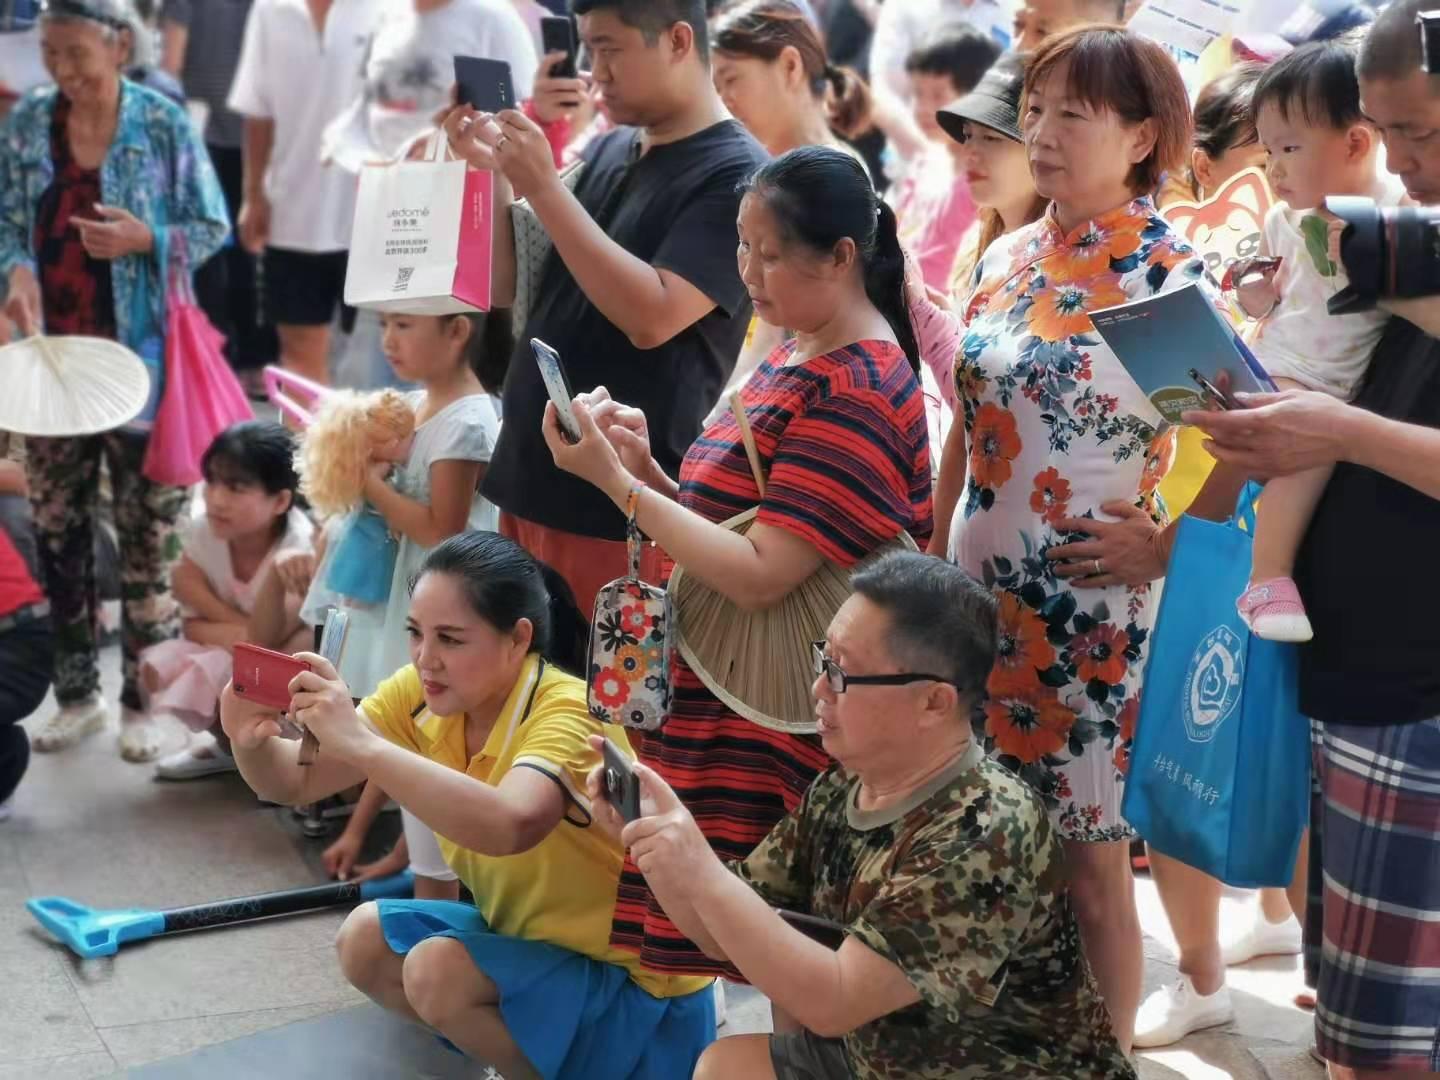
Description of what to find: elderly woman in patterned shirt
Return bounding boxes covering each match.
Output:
[0,0,227,762]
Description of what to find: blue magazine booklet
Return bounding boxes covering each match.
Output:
[1088,282,1277,426]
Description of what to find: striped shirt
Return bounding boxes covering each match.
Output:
[611,338,933,977]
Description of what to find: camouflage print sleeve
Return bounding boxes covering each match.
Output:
[731,796,814,912]
[848,837,1037,1020]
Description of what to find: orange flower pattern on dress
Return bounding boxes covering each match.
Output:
[991,592,1058,695]
[1072,623,1132,686]
[1114,696,1139,775]
[1068,219,1144,278]
[953,198,1205,842]
[1029,466,1072,526]
[970,402,1022,490]
[1026,276,1128,343]
[985,682,1077,763]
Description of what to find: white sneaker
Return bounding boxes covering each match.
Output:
[1222,905,1303,966]
[31,696,107,752]
[1133,976,1235,1048]
[117,708,164,763]
[154,738,237,781]
[0,795,13,822]
[713,980,727,1029]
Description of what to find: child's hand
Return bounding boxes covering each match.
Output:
[351,843,410,882]
[274,549,316,597]
[322,829,365,881]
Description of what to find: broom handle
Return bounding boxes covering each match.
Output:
[728,391,766,499]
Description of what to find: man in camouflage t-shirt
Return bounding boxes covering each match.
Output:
[590,553,1134,1080]
[736,742,1133,1079]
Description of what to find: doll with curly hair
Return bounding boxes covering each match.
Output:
[297,389,416,606]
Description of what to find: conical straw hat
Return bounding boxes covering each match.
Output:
[668,391,918,735]
[0,335,150,436]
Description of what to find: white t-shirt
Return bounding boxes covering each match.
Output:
[180,504,316,617]
[228,0,383,251]
[1251,178,1403,400]
[324,0,536,168]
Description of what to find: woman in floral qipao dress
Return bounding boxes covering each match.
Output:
[935,27,1246,1051]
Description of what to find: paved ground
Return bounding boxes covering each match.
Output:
[1,645,1323,1079]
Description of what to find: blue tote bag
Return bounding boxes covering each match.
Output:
[1121,483,1309,888]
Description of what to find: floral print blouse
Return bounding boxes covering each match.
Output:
[953,196,1204,842]
[0,79,228,429]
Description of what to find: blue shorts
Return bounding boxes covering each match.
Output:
[376,899,716,1080]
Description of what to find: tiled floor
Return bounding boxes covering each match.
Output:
[1,645,1321,1079]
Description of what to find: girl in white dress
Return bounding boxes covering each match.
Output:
[146,422,313,779]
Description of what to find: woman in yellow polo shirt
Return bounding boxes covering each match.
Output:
[219,532,714,1080]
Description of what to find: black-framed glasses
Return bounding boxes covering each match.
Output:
[811,641,956,695]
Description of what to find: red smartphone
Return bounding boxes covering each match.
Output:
[232,644,310,712]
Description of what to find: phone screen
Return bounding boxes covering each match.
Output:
[541,16,577,78]
[531,338,581,443]
[453,55,515,113]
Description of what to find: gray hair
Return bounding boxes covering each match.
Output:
[849,552,998,706]
[40,0,153,67]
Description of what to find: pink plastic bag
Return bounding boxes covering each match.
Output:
[143,279,253,487]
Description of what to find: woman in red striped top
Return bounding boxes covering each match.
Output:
[545,146,933,978]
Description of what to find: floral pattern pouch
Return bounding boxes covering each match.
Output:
[587,487,672,731]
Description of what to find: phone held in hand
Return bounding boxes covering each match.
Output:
[600,736,641,824]
[541,15,578,79]
[300,609,351,765]
[453,55,515,113]
[232,644,310,713]
[776,908,847,950]
[1189,368,1239,411]
[531,337,582,443]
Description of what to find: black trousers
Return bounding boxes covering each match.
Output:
[0,617,54,803]
[193,143,278,372]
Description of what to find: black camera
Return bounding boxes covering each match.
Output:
[1324,197,1440,313]
[1322,10,1440,314]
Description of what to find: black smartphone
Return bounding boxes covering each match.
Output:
[541,15,578,78]
[453,55,515,113]
[776,908,847,950]
[1189,367,1238,411]
[531,337,581,443]
[600,737,642,824]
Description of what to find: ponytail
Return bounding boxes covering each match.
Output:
[415,532,589,676]
[867,202,921,376]
[741,146,922,376]
[823,63,873,140]
[535,562,588,676]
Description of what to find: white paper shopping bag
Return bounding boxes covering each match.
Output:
[344,135,492,315]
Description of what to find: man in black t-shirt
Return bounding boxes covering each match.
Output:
[442,0,767,610]
[1187,7,1440,1076]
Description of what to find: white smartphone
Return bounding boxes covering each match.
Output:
[531,338,581,444]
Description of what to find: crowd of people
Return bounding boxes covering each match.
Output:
[1,0,1438,1078]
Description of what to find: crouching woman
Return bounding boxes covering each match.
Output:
[219,532,715,1080]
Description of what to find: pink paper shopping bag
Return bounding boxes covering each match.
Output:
[344,134,493,315]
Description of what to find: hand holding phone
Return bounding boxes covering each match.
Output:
[600,737,642,824]
[532,338,582,443]
[541,16,578,79]
[454,55,516,113]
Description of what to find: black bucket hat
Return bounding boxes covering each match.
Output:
[938,52,1027,145]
